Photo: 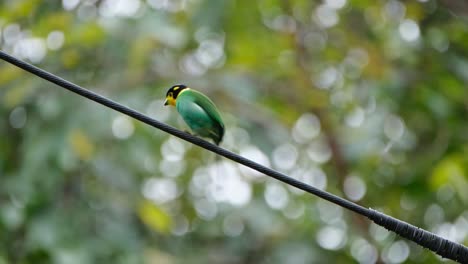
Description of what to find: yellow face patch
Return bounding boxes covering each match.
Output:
[165,94,176,106]
[165,86,189,106]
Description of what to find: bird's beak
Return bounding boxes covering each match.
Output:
[164,99,169,106]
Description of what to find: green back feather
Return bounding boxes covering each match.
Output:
[177,89,225,144]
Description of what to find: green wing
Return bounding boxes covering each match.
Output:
[177,89,225,144]
[186,89,224,129]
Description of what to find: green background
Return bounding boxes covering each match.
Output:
[1,0,468,263]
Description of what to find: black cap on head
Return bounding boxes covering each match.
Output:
[166,84,188,98]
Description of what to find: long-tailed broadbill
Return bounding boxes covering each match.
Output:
[164,84,225,145]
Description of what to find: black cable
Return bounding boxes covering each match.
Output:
[1,50,467,263]
[369,209,468,263]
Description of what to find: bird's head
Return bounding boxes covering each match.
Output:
[164,84,188,106]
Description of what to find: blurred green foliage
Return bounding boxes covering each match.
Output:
[1,0,468,263]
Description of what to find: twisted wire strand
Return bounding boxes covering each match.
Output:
[1,50,467,263]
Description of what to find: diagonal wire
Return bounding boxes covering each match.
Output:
[1,50,467,263]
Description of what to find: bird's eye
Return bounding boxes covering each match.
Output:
[168,92,173,97]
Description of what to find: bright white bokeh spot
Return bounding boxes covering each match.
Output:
[150,23,187,49]
[206,162,252,207]
[112,115,134,139]
[190,167,211,197]
[345,107,365,128]
[399,19,420,42]
[384,240,410,264]
[307,139,332,164]
[142,177,179,204]
[308,167,327,190]
[160,137,187,162]
[325,0,347,9]
[292,167,327,193]
[317,199,343,224]
[400,194,417,211]
[315,66,339,89]
[14,38,47,63]
[264,183,289,210]
[424,204,445,228]
[350,238,378,264]
[272,143,298,170]
[179,54,207,76]
[3,24,21,45]
[384,114,405,141]
[292,113,321,143]
[147,0,186,12]
[99,0,141,17]
[62,0,80,10]
[226,179,251,206]
[239,146,270,178]
[454,216,468,242]
[9,106,27,129]
[347,48,369,68]
[314,4,339,28]
[159,159,185,178]
[194,198,218,220]
[195,39,225,68]
[47,31,65,50]
[434,222,466,243]
[383,0,406,21]
[226,127,250,147]
[270,15,297,33]
[317,226,347,250]
[370,224,391,242]
[343,175,366,201]
[171,215,189,236]
[146,0,166,9]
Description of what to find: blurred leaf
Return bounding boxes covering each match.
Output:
[0,0,40,21]
[68,129,94,161]
[0,65,23,85]
[35,12,72,35]
[430,155,468,202]
[61,48,81,69]
[69,22,105,47]
[138,200,172,234]
[2,80,34,108]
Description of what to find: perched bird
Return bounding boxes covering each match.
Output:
[164,84,225,145]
